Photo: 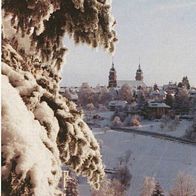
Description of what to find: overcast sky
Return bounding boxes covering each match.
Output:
[61,0,196,87]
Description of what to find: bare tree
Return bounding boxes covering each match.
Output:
[169,172,196,196]
[140,177,156,196]
[115,151,132,191]
[78,83,95,106]
[119,84,133,103]
[98,86,112,105]
[91,178,126,196]
[131,115,141,126]
[112,116,123,127]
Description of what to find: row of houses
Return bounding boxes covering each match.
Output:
[59,81,196,119]
[108,100,171,119]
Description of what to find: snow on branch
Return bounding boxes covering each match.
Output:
[1,0,117,194]
[1,75,62,195]
[2,0,117,70]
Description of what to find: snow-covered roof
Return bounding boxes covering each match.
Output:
[70,93,78,100]
[150,90,167,97]
[163,83,178,90]
[117,80,146,89]
[189,89,196,98]
[108,100,128,107]
[150,90,160,96]
[148,101,170,108]
[159,90,167,96]
[130,101,137,107]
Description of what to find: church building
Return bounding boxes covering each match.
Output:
[108,62,117,88]
[107,62,146,90]
[135,64,143,81]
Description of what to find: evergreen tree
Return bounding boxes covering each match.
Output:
[65,177,79,196]
[177,82,183,88]
[152,182,165,196]
[185,97,196,141]
[182,76,190,89]
[165,93,174,108]
[153,84,159,91]
[2,0,117,195]
[174,86,190,114]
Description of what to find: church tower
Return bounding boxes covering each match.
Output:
[135,64,143,81]
[108,62,117,88]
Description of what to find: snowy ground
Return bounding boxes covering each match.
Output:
[132,119,192,138]
[79,129,196,196]
[97,129,196,195]
[85,110,192,138]
[79,111,196,196]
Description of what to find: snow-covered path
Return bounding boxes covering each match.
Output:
[111,126,196,146]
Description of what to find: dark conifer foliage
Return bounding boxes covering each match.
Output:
[2,0,117,69]
[152,182,165,196]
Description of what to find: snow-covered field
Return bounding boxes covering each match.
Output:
[79,111,196,196]
[79,129,196,196]
[97,129,196,195]
[85,110,192,138]
[132,119,192,138]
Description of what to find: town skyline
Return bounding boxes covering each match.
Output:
[61,59,195,88]
[61,0,196,87]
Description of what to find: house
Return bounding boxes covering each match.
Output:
[189,89,196,99]
[108,100,128,111]
[163,82,178,94]
[147,101,170,119]
[149,89,167,101]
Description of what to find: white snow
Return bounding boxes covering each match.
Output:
[132,119,191,138]
[78,184,91,196]
[117,80,147,89]
[148,102,170,108]
[1,75,61,195]
[79,111,196,195]
[93,129,196,196]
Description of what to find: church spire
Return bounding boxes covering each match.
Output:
[135,59,144,81]
[138,64,141,71]
[108,58,117,88]
[112,56,114,68]
[138,57,141,71]
[112,61,114,69]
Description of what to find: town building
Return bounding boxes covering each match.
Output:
[163,82,178,94]
[108,62,117,88]
[117,64,146,90]
[149,89,167,101]
[135,64,143,81]
[189,88,196,99]
[108,100,128,111]
[147,100,170,119]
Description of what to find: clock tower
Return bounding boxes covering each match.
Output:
[135,64,143,81]
[108,62,117,88]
